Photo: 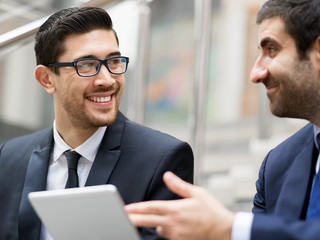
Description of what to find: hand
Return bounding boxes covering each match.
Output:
[125,171,235,240]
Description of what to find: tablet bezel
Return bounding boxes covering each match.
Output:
[28,185,141,240]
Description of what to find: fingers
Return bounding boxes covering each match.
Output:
[156,225,168,238]
[125,200,169,215]
[127,213,165,228]
[163,171,196,198]
[125,172,197,215]
[125,171,198,234]
[125,199,181,229]
[127,212,172,239]
[156,225,164,235]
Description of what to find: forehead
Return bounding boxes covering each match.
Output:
[258,17,294,48]
[60,29,119,60]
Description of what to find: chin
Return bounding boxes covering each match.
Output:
[96,111,118,127]
[270,104,283,118]
[270,105,293,118]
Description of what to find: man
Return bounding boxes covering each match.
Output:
[0,7,194,240]
[125,0,320,239]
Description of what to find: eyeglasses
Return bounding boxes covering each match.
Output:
[48,56,129,77]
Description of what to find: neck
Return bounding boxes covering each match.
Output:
[55,120,98,149]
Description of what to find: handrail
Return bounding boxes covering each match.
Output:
[190,0,212,185]
[0,0,125,50]
[0,17,47,49]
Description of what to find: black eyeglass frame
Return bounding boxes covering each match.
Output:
[47,56,129,77]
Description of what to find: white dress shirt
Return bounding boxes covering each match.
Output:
[231,124,320,240]
[40,121,107,240]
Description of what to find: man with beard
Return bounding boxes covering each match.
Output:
[125,0,320,239]
[0,7,194,240]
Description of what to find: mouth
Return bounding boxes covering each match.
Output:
[263,77,279,91]
[87,96,111,103]
[264,82,279,99]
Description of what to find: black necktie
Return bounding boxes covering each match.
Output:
[64,150,81,188]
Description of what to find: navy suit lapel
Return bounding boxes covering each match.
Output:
[275,136,315,219]
[85,112,125,186]
[18,142,52,240]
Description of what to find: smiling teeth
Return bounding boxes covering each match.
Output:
[89,96,111,102]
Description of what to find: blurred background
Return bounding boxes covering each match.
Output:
[0,0,307,211]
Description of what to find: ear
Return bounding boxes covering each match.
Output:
[312,36,320,61]
[35,65,56,95]
[314,36,320,53]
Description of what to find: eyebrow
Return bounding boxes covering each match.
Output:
[107,51,122,57]
[76,51,121,60]
[259,37,279,48]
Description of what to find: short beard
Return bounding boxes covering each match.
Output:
[269,59,320,121]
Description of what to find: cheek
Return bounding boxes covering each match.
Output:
[118,76,125,87]
[116,77,125,95]
[268,59,295,83]
[270,59,289,73]
[58,81,85,103]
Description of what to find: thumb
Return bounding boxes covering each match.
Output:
[163,171,195,198]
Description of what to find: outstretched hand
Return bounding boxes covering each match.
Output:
[125,171,235,240]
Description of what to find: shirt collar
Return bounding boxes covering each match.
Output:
[313,124,320,150]
[52,120,107,162]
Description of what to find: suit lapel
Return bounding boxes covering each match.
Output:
[275,134,315,219]
[18,141,52,240]
[85,112,125,186]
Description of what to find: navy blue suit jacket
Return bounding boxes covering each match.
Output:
[252,123,320,240]
[0,111,194,240]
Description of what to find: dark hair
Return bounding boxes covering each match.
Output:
[257,0,320,58]
[35,7,119,66]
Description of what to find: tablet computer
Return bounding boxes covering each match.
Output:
[28,185,141,240]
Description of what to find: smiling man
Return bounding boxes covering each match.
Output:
[0,7,193,240]
[125,0,320,239]
[251,18,320,122]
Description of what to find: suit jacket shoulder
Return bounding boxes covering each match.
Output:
[100,112,194,204]
[0,127,53,185]
[0,127,53,181]
[253,123,314,215]
[251,123,320,240]
[0,127,53,156]
[122,114,190,153]
[0,127,53,240]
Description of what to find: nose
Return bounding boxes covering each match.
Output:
[93,63,115,87]
[250,57,269,84]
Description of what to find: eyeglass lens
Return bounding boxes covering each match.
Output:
[76,57,127,76]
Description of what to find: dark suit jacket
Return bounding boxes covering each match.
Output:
[252,123,320,240]
[0,111,194,240]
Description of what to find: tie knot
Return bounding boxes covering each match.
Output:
[64,150,81,170]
